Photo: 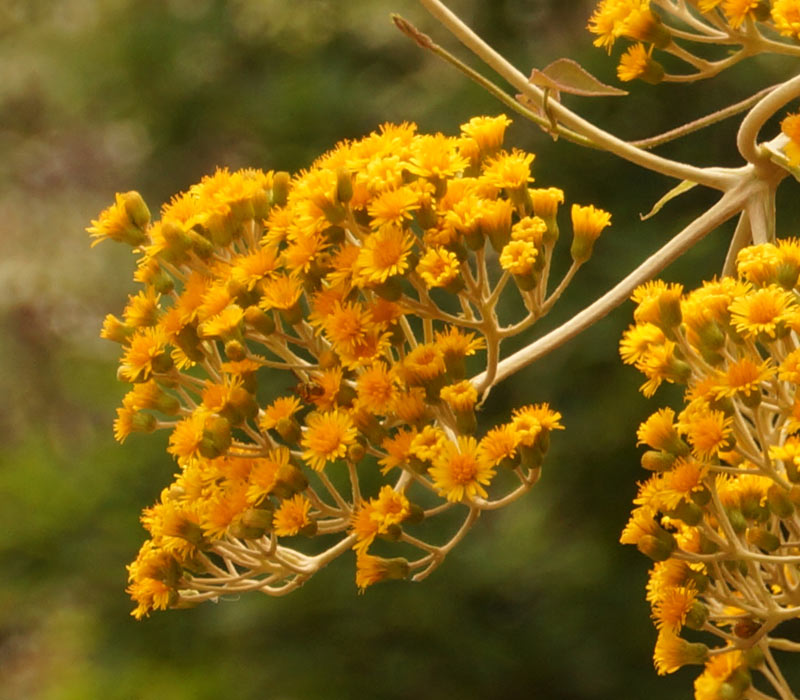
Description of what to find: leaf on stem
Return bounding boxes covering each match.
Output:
[529,58,628,98]
[640,180,697,221]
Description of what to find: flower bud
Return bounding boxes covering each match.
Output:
[641,450,676,471]
[684,600,709,630]
[335,168,353,204]
[275,416,302,445]
[122,191,151,230]
[241,507,274,532]
[244,307,276,336]
[666,500,703,526]
[746,527,780,552]
[271,171,291,207]
[767,484,795,518]
[272,462,309,498]
[199,415,232,459]
[637,533,676,561]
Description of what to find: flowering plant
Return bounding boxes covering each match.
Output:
[90,1,800,697]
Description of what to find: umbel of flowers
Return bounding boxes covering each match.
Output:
[621,240,800,699]
[89,115,614,619]
[588,0,800,84]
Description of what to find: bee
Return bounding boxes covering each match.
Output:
[292,380,325,404]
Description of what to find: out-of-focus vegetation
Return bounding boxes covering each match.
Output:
[1,1,798,698]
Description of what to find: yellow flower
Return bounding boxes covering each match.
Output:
[379,428,417,474]
[259,274,303,311]
[369,485,411,532]
[619,323,666,365]
[772,0,800,39]
[729,284,796,338]
[403,343,446,384]
[440,380,478,412]
[415,247,461,288]
[478,424,519,467]
[123,288,161,328]
[301,409,358,471]
[736,244,781,285]
[500,239,538,275]
[694,650,744,700]
[354,225,415,285]
[570,203,611,263]
[429,436,495,503]
[651,586,697,633]
[617,42,663,83]
[87,191,150,247]
[201,480,250,539]
[588,0,657,52]
[273,494,314,536]
[510,216,547,245]
[320,301,372,355]
[722,0,761,28]
[406,133,469,180]
[781,112,800,166]
[355,552,409,592]
[356,361,399,415]
[481,149,535,190]
[350,502,381,553]
[529,187,564,220]
[260,395,302,431]
[119,326,171,382]
[713,357,775,401]
[680,406,733,459]
[367,186,420,229]
[459,114,512,153]
[653,629,708,675]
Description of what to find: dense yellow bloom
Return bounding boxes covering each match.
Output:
[94,119,570,617]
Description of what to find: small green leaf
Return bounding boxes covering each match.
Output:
[641,180,697,221]
[529,58,628,97]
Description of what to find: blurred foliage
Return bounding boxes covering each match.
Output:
[1,0,798,698]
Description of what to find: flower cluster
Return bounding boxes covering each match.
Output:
[87,115,612,618]
[621,240,800,698]
[587,0,800,83]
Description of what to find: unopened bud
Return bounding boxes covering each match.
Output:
[275,416,302,445]
[244,307,275,336]
[122,191,151,230]
[335,168,353,204]
[637,533,676,561]
[641,450,676,472]
[272,171,291,207]
[768,484,795,518]
[746,527,780,552]
[199,415,232,459]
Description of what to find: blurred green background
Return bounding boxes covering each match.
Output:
[1,1,798,698]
